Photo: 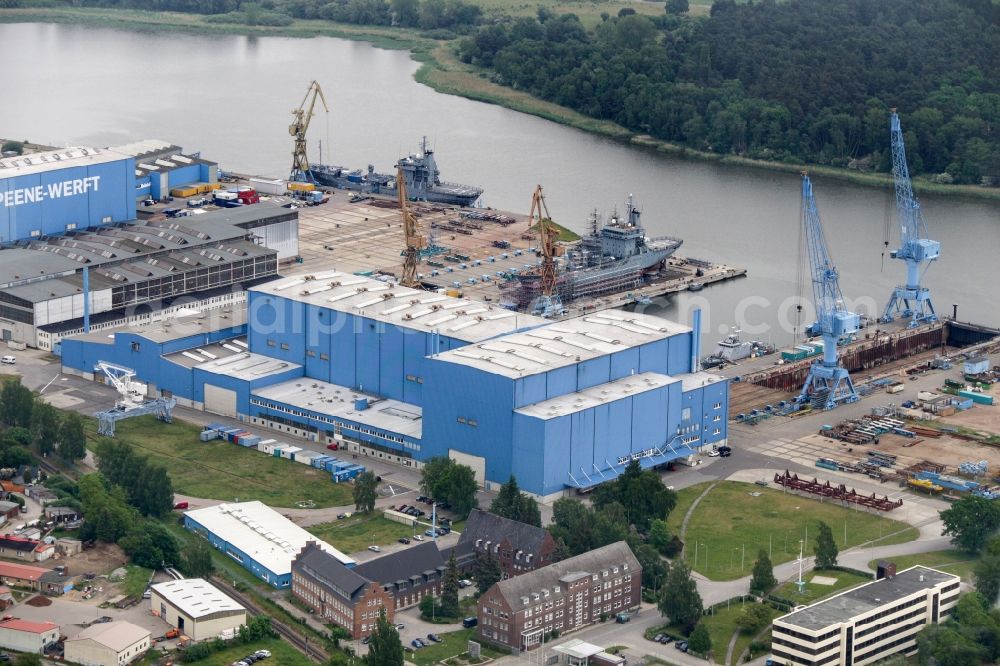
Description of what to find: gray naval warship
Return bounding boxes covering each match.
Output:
[503,195,683,313]
[311,137,483,207]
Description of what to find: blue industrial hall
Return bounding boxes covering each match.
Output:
[61,271,729,499]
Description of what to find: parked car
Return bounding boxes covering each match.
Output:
[652,634,664,643]
[425,529,436,537]
[462,617,478,628]
[142,198,156,207]
[719,446,732,457]
[395,623,405,631]
[675,641,688,652]
[411,639,425,649]
[367,545,380,552]
[412,534,424,541]
[708,449,720,457]
[173,501,189,510]
[426,634,441,643]
[660,636,673,645]
[326,443,339,451]
[0,356,15,365]
[458,579,473,588]
[254,651,271,659]
[397,537,410,545]
[755,479,768,487]
[361,636,371,645]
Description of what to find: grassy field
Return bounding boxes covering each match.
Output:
[307,514,419,554]
[867,549,980,582]
[772,569,871,606]
[666,483,709,534]
[91,416,352,508]
[700,601,782,665]
[680,482,918,581]
[139,637,312,665]
[467,0,669,27]
[407,628,505,666]
[121,565,154,599]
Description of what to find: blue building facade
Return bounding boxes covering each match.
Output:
[61,273,730,499]
[0,147,136,242]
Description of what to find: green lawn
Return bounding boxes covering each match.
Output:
[667,483,710,534]
[465,0,669,28]
[680,482,918,581]
[700,601,782,665]
[407,628,505,666]
[92,416,352,508]
[307,515,421,554]
[772,570,871,606]
[139,637,312,665]
[121,565,154,599]
[867,550,980,582]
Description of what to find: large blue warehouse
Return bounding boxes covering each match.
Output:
[61,271,728,499]
[0,146,136,242]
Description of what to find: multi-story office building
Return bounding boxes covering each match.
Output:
[770,566,961,666]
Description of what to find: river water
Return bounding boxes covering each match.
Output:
[3,23,998,349]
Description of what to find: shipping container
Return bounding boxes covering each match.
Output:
[199,430,218,442]
[958,390,994,406]
[249,178,288,196]
[311,455,333,469]
[280,446,302,459]
[171,186,198,198]
[287,182,316,193]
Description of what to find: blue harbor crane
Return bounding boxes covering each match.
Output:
[796,175,860,411]
[880,110,941,326]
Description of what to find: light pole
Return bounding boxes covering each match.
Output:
[741,544,745,573]
[796,539,805,594]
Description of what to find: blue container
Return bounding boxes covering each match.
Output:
[311,456,332,469]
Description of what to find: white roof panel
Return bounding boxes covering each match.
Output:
[151,578,244,618]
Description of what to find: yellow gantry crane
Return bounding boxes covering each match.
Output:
[289,80,328,183]
[398,166,425,288]
[529,184,558,298]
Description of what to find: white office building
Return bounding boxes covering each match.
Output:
[770,566,960,666]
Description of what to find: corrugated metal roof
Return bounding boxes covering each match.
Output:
[0,146,130,177]
[151,578,244,618]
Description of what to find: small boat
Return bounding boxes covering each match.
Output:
[687,282,704,292]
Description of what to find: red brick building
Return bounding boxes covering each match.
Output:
[456,510,557,579]
[477,541,641,652]
[291,540,447,639]
[291,542,394,639]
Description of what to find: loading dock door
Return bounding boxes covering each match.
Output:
[204,384,237,418]
[449,449,486,485]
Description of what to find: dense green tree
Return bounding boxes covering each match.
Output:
[941,496,1000,552]
[0,380,34,429]
[420,456,454,499]
[1,141,24,155]
[665,0,688,14]
[648,519,672,555]
[135,464,174,517]
[390,0,419,26]
[591,460,676,532]
[474,549,501,597]
[30,402,60,455]
[353,471,378,513]
[736,603,772,633]
[440,550,460,617]
[633,544,668,592]
[368,608,404,666]
[443,463,478,519]
[181,539,215,578]
[118,521,180,568]
[813,521,838,569]
[238,615,277,643]
[57,412,86,463]
[749,550,777,596]
[4,426,31,448]
[549,498,593,556]
[489,476,541,527]
[78,474,136,543]
[658,560,703,632]
[687,622,711,655]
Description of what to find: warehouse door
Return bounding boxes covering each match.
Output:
[204,384,237,418]
[449,449,485,485]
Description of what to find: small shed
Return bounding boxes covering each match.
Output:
[964,356,990,375]
[0,501,19,522]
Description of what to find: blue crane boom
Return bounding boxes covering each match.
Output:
[797,175,860,411]
[881,110,940,326]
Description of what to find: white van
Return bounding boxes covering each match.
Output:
[0,356,15,365]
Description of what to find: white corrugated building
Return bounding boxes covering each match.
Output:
[64,621,150,666]
[183,501,355,588]
[0,618,59,653]
[150,578,247,641]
